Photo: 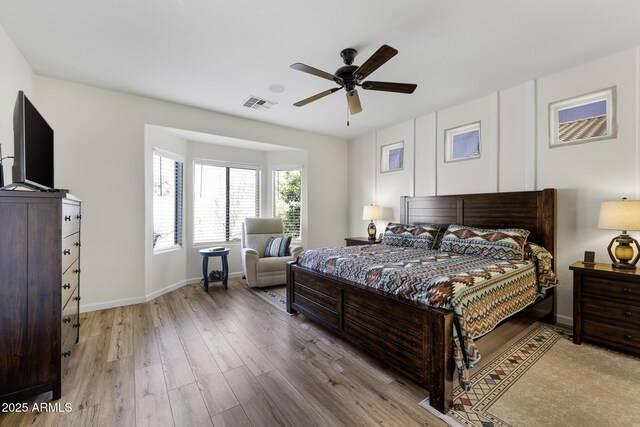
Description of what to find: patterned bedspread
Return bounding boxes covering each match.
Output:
[298,243,558,389]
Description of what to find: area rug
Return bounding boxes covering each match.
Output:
[247,285,294,315]
[420,323,640,427]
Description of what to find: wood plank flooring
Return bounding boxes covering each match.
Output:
[0,279,445,427]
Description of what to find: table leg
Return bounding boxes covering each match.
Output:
[202,256,209,292]
[222,254,228,289]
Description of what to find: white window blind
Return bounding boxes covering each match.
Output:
[194,161,260,243]
[273,169,301,239]
[153,151,183,251]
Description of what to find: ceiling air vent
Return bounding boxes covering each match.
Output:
[242,96,277,111]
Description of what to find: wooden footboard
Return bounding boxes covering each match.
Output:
[286,262,455,413]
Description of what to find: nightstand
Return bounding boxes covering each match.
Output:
[345,237,382,246]
[570,261,640,356]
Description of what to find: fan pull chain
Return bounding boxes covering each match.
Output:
[346,104,350,126]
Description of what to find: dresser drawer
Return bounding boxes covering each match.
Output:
[582,318,640,353]
[62,288,79,348]
[62,202,81,238]
[581,275,640,305]
[61,233,80,274]
[583,295,640,328]
[61,259,80,308]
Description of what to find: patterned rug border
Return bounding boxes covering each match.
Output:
[247,284,295,316]
[450,324,568,426]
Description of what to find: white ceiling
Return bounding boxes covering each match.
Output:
[2,1,640,140]
[163,126,298,151]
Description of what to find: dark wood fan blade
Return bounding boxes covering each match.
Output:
[361,81,417,94]
[290,62,342,83]
[353,45,398,80]
[293,87,341,107]
[347,90,362,115]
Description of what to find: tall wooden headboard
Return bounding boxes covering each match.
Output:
[400,189,557,271]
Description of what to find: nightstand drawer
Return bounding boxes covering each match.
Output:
[582,318,640,353]
[583,296,640,327]
[582,276,640,305]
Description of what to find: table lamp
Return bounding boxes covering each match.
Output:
[597,198,640,269]
[362,204,381,241]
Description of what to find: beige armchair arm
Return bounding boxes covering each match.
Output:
[241,248,260,286]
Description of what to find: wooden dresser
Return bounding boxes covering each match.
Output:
[0,191,81,402]
[570,261,640,356]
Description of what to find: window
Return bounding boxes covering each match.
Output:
[194,161,260,243]
[273,168,301,239]
[153,150,183,251]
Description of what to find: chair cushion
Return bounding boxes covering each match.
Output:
[256,255,295,273]
[264,236,292,257]
[244,217,284,234]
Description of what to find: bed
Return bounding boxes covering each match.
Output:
[286,189,557,413]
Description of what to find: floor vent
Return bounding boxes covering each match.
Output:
[242,96,277,111]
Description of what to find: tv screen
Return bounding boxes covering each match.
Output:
[12,91,54,190]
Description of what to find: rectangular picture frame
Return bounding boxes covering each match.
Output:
[549,87,616,148]
[444,121,481,163]
[380,141,404,173]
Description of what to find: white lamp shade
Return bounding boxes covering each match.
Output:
[598,200,640,231]
[362,204,381,221]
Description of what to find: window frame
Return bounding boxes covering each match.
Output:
[272,165,302,241]
[193,158,261,246]
[152,148,184,253]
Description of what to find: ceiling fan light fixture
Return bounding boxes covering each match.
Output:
[290,44,417,118]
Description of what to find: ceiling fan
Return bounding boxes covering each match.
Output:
[290,45,417,117]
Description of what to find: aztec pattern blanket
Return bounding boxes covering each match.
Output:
[298,243,558,389]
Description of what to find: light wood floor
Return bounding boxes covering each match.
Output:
[0,279,446,427]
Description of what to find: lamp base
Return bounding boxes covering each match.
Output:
[367,221,377,241]
[607,233,640,270]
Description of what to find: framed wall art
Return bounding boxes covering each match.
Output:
[380,141,404,173]
[549,87,616,147]
[444,121,481,163]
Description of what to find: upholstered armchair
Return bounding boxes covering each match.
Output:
[241,218,303,288]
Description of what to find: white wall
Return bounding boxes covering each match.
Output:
[30,76,347,311]
[0,25,34,184]
[348,47,640,325]
[144,126,188,299]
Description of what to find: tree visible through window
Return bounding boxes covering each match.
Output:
[153,151,183,251]
[274,169,301,239]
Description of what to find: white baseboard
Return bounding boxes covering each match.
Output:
[80,271,244,313]
[555,313,573,327]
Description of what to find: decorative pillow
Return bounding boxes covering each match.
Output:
[263,236,292,257]
[439,224,530,260]
[381,222,440,249]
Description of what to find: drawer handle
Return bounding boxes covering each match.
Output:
[73,296,81,302]
[63,317,71,323]
[73,323,80,329]
[74,242,81,247]
[62,351,71,358]
[625,311,633,317]
[62,284,71,290]
[73,269,81,274]
[64,215,72,222]
[76,214,82,220]
[63,249,71,255]
[623,288,632,294]
[625,334,633,340]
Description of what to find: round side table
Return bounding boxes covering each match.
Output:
[199,247,230,291]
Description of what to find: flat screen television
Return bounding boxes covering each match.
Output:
[12,91,54,190]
